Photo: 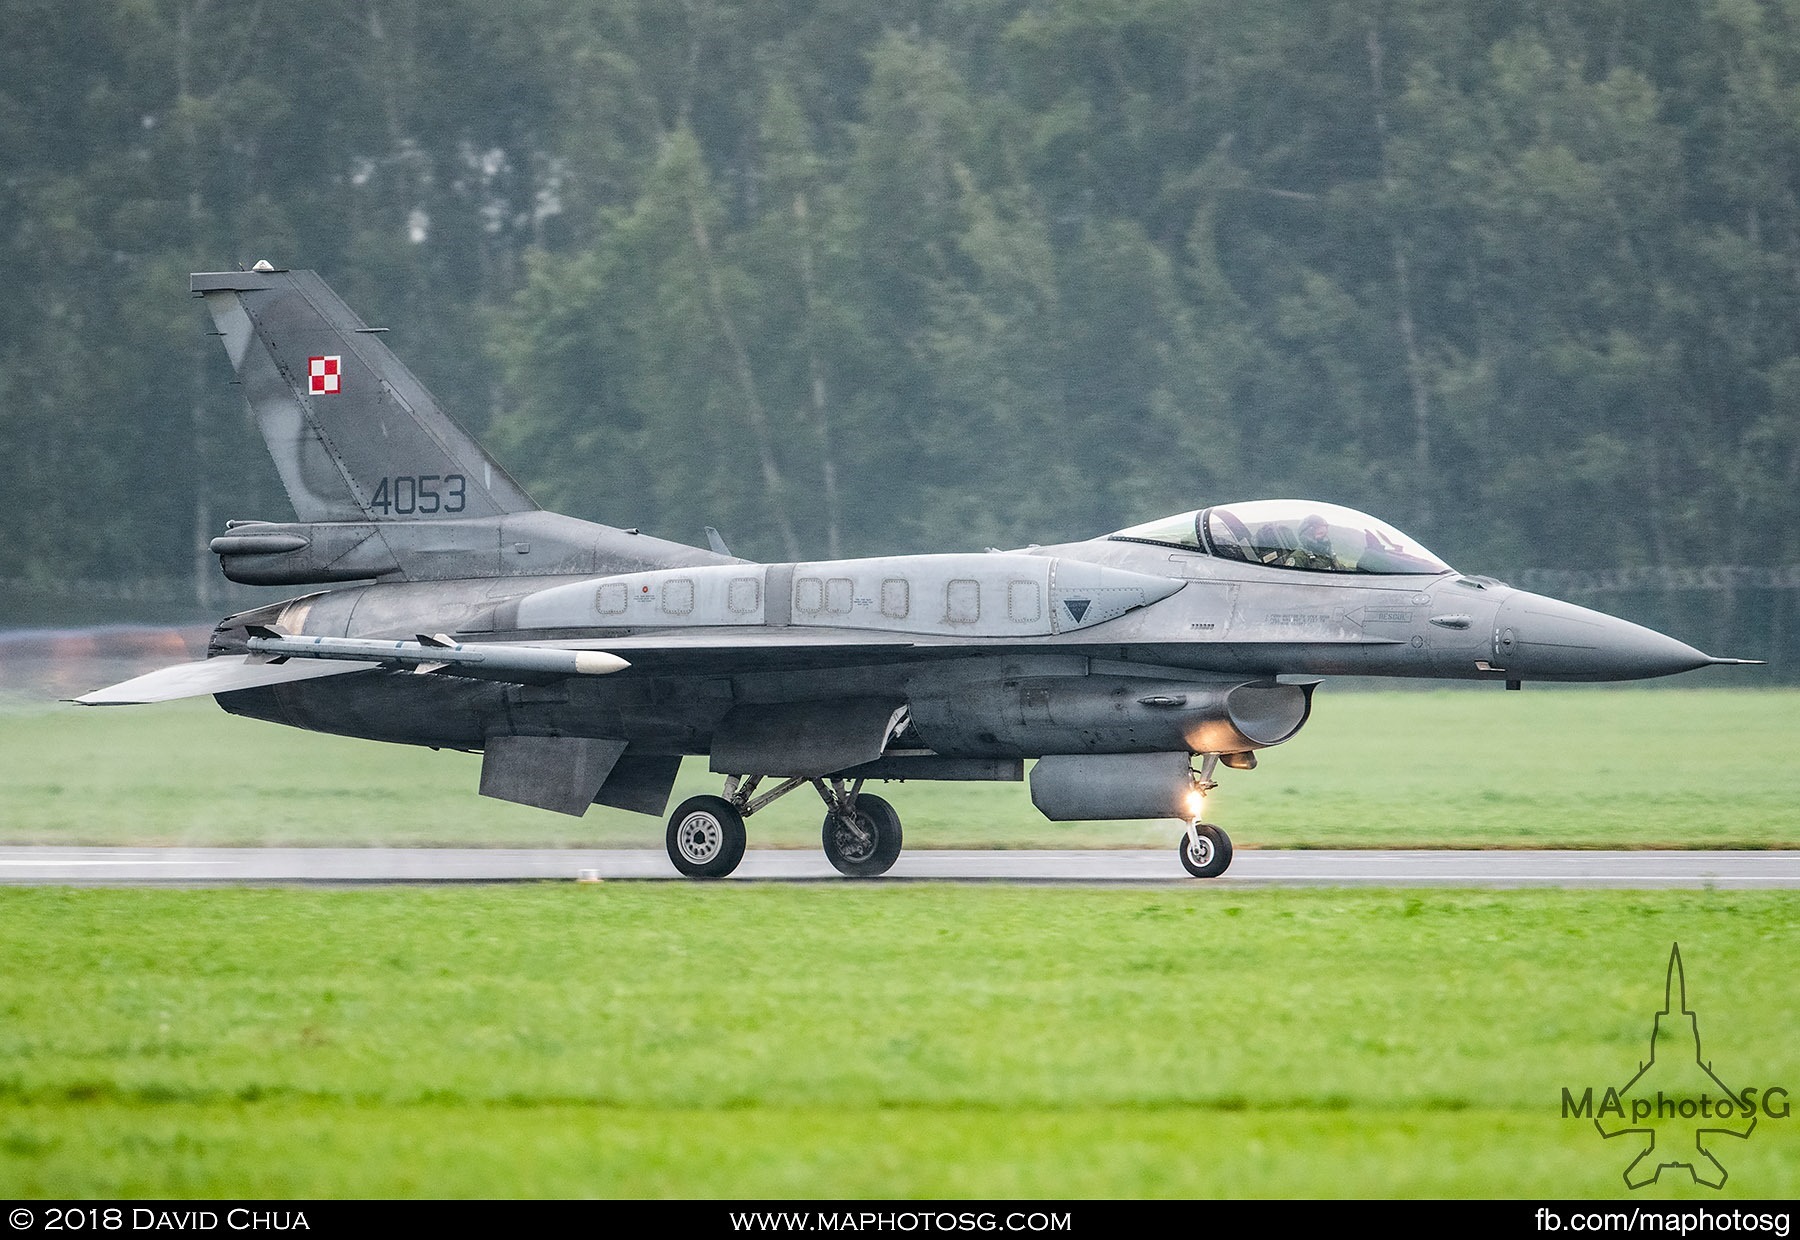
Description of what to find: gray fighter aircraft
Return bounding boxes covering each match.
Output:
[79,264,1759,878]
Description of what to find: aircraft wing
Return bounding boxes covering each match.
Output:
[78,622,1409,705]
[75,633,633,705]
[517,626,1407,674]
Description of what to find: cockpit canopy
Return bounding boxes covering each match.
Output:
[1109,500,1451,575]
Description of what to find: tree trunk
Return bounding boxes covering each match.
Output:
[689,201,802,560]
[793,192,842,557]
[1365,17,1433,530]
[177,0,215,610]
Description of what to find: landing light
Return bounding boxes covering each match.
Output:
[1185,788,1207,820]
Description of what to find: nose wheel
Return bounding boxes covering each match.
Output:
[1179,821,1232,879]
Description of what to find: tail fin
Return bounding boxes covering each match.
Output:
[192,266,536,523]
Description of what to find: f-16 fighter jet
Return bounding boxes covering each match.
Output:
[80,265,1758,878]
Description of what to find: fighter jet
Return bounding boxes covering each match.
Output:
[78,264,1760,879]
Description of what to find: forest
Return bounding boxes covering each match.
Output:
[1,0,1794,668]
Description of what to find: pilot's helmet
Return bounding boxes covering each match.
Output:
[1299,513,1332,554]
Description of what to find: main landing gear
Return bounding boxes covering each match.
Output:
[665,795,747,879]
[821,790,902,877]
[1176,753,1234,879]
[664,754,1239,881]
[664,774,903,880]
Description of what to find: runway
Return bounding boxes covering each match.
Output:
[2,846,1798,887]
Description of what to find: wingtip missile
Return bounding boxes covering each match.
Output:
[242,631,630,681]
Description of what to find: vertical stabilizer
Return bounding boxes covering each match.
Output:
[192,267,536,523]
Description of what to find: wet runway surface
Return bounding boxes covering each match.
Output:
[3,846,1798,887]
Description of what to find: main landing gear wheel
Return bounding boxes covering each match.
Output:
[666,795,747,879]
[1179,822,1232,879]
[821,792,903,878]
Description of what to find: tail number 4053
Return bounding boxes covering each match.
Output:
[369,474,466,515]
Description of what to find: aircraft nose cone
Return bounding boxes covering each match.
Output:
[1496,593,1712,681]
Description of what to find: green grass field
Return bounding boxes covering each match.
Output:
[1,886,1795,1197]
[3,689,1795,848]
[3,689,1796,1198]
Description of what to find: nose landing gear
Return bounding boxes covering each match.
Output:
[1179,821,1233,878]
[1177,753,1234,879]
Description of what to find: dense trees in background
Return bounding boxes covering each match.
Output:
[2,0,1796,656]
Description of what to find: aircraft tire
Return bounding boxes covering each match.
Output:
[667,795,747,879]
[1179,822,1232,879]
[821,793,903,878]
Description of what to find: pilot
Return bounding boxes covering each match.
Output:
[1283,513,1342,570]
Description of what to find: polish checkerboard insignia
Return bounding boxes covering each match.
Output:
[307,355,341,394]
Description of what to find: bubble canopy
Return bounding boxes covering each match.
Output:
[1109,501,1452,576]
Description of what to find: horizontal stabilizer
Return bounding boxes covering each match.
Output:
[74,654,379,705]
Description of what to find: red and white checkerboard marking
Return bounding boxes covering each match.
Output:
[307,355,341,394]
